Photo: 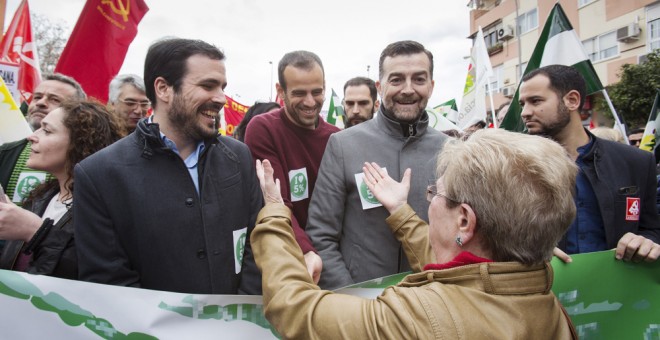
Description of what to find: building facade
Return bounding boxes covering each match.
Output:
[469,0,660,114]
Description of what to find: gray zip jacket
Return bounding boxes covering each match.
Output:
[307,109,448,289]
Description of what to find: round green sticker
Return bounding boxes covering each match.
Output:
[291,173,307,198]
[16,175,42,200]
[359,179,380,204]
[235,233,246,264]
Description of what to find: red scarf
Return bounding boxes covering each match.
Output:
[423,251,492,271]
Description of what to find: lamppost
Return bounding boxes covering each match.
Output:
[269,61,273,101]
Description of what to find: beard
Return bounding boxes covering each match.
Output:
[529,101,571,139]
[282,95,320,129]
[168,93,219,141]
[384,95,427,123]
[345,109,375,128]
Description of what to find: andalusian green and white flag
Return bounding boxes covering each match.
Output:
[326,89,345,129]
[501,3,604,131]
[427,99,460,131]
[639,90,660,152]
[434,98,458,122]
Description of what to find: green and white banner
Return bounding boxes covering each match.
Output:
[0,250,657,339]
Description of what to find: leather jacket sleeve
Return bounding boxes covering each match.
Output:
[385,204,435,271]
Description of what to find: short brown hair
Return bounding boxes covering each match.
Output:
[379,40,433,80]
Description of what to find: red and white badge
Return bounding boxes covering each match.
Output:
[626,197,640,221]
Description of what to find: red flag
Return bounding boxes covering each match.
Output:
[55,0,149,102]
[224,96,249,137]
[0,0,42,103]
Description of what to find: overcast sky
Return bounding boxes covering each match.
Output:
[7,0,472,108]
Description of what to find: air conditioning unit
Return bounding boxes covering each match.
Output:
[616,23,640,43]
[498,25,515,40]
[502,86,515,97]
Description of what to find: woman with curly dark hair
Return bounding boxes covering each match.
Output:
[0,100,123,279]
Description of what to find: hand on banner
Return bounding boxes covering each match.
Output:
[553,247,572,263]
[256,159,283,205]
[615,233,660,262]
[303,251,323,284]
[363,162,411,214]
[0,201,42,241]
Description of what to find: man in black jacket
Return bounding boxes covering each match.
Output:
[519,64,659,262]
[74,38,262,294]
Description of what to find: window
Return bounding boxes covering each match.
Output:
[583,31,619,62]
[647,2,660,52]
[483,23,504,49]
[578,0,596,7]
[649,18,660,51]
[517,62,528,79]
[486,65,504,93]
[517,8,538,35]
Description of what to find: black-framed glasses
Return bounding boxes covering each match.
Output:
[426,184,460,203]
[118,98,151,110]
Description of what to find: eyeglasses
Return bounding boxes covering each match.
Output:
[118,99,151,110]
[426,184,460,203]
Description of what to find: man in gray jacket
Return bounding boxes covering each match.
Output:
[306,41,448,289]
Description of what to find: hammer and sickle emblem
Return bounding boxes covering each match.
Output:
[101,0,130,22]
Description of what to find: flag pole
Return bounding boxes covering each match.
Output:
[602,89,629,145]
[488,87,497,128]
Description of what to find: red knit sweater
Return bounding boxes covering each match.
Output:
[245,108,339,253]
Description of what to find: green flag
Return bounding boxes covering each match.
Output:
[639,89,660,152]
[432,98,459,125]
[434,98,458,113]
[501,3,604,131]
[326,89,345,128]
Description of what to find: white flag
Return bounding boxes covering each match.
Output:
[457,27,493,130]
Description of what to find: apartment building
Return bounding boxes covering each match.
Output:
[469,0,660,114]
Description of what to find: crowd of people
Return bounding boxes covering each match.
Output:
[0,36,658,338]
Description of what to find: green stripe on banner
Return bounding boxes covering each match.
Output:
[0,250,657,339]
[550,251,660,339]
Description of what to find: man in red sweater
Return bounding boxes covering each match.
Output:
[244,50,339,283]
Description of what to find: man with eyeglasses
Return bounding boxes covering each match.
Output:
[108,74,150,132]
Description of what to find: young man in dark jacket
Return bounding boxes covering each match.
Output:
[519,64,660,262]
[74,38,262,294]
